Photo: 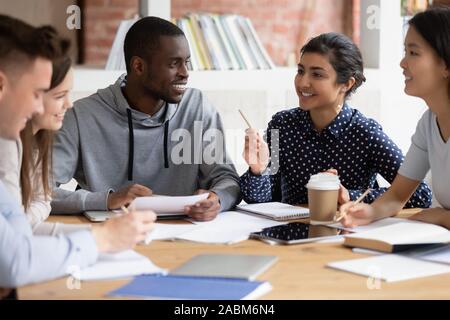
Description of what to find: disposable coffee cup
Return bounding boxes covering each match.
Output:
[306,173,340,225]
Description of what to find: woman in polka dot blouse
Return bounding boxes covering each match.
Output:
[240,32,432,208]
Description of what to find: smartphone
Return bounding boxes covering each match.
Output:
[250,222,347,245]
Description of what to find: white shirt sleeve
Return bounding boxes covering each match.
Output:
[0,138,23,205]
[0,182,98,288]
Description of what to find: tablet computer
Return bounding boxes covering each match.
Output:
[250,222,348,245]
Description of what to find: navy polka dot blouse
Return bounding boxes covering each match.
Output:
[240,104,432,208]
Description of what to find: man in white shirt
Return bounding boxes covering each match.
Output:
[0,15,156,294]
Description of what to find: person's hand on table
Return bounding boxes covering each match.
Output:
[107,184,152,209]
[409,208,450,229]
[184,189,221,221]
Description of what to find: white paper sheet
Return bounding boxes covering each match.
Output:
[327,254,450,282]
[174,211,288,244]
[417,246,450,265]
[132,193,209,213]
[328,217,406,232]
[189,211,288,228]
[74,250,166,281]
[145,223,199,244]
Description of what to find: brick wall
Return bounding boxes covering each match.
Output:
[82,0,356,67]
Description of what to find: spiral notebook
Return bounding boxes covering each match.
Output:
[236,202,309,221]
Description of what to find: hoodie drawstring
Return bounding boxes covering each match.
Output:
[164,121,169,169]
[126,109,134,181]
[126,109,169,181]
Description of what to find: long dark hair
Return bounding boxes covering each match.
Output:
[408,6,450,97]
[20,39,71,210]
[300,32,366,99]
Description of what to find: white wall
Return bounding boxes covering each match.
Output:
[71,67,427,176]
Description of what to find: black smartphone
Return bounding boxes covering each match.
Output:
[250,222,347,245]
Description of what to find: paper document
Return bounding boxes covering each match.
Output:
[145,212,287,245]
[353,244,450,265]
[180,211,287,244]
[327,254,450,282]
[73,250,166,281]
[145,223,199,244]
[133,193,209,213]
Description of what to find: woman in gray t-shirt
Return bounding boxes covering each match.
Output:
[339,7,450,229]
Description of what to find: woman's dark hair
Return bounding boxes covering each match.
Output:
[300,32,366,99]
[408,6,450,97]
[20,37,72,210]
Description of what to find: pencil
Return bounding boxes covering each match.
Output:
[238,109,252,129]
[335,188,371,222]
[354,189,371,205]
[121,205,129,214]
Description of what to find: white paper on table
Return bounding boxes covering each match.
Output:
[189,211,288,228]
[352,248,383,255]
[179,211,288,244]
[353,245,450,265]
[145,223,199,244]
[132,193,209,213]
[74,250,166,281]
[176,225,254,244]
[417,245,450,265]
[316,236,345,244]
[327,254,450,282]
[328,217,407,232]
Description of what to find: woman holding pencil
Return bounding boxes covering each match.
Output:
[239,32,432,209]
[340,7,450,229]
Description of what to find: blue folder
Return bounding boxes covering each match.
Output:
[108,274,271,300]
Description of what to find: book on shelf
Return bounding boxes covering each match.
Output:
[106,13,274,71]
[105,18,138,70]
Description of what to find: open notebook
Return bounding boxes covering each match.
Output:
[236,202,309,221]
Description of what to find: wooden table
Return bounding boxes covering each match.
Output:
[18,209,450,300]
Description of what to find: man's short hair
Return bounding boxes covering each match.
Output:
[123,16,185,73]
[0,14,64,75]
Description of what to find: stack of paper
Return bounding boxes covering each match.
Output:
[145,211,287,245]
[72,250,166,281]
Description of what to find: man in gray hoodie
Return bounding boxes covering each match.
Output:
[52,17,241,221]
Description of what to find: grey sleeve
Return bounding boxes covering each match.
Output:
[398,112,430,181]
[51,109,110,214]
[0,185,98,288]
[197,98,241,211]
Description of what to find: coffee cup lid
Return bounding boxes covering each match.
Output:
[306,173,340,190]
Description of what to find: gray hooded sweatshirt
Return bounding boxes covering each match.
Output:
[52,75,241,213]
